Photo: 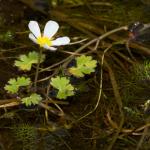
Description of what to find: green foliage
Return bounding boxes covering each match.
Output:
[21,93,42,106]
[121,60,150,105]
[50,76,74,99]
[142,61,150,79]
[111,1,149,24]
[13,124,37,150]
[4,76,31,94]
[14,51,45,71]
[131,61,150,82]
[69,55,97,77]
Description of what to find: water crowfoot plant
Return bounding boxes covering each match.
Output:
[28,20,70,90]
[4,20,73,108]
[3,19,98,132]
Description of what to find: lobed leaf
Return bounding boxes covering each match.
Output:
[68,55,97,77]
[16,77,31,86]
[14,51,45,71]
[21,93,42,106]
[50,76,74,99]
[4,77,31,94]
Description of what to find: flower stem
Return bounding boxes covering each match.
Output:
[34,48,43,91]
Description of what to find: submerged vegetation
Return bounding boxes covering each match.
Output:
[0,0,150,149]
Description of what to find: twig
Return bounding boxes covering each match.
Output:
[69,38,88,45]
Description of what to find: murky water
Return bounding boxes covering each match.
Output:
[0,0,150,150]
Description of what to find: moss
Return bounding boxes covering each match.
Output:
[13,124,38,150]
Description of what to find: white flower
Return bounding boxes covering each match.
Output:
[28,20,70,51]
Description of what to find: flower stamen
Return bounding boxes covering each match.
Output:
[37,36,52,47]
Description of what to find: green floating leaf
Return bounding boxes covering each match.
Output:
[69,55,97,77]
[14,51,45,71]
[50,76,74,99]
[21,93,42,107]
[4,77,31,94]
[21,93,42,106]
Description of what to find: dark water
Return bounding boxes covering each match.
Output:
[0,0,150,150]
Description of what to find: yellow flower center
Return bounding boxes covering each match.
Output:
[37,36,52,47]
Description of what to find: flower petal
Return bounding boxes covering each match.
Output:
[29,33,37,44]
[52,37,70,46]
[43,45,57,51]
[28,21,41,38]
[43,21,59,38]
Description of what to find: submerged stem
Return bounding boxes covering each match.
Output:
[34,48,43,91]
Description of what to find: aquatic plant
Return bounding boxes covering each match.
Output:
[50,76,74,99]
[121,61,150,109]
[4,76,31,94]
[28,20,70,50]
[49,55,97,99]
[68,55,97,77]
[21,93,42,106]
[4,20,97,108]
[132,60,150,81]
[13,124,37,150]
[14,51,45,71]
